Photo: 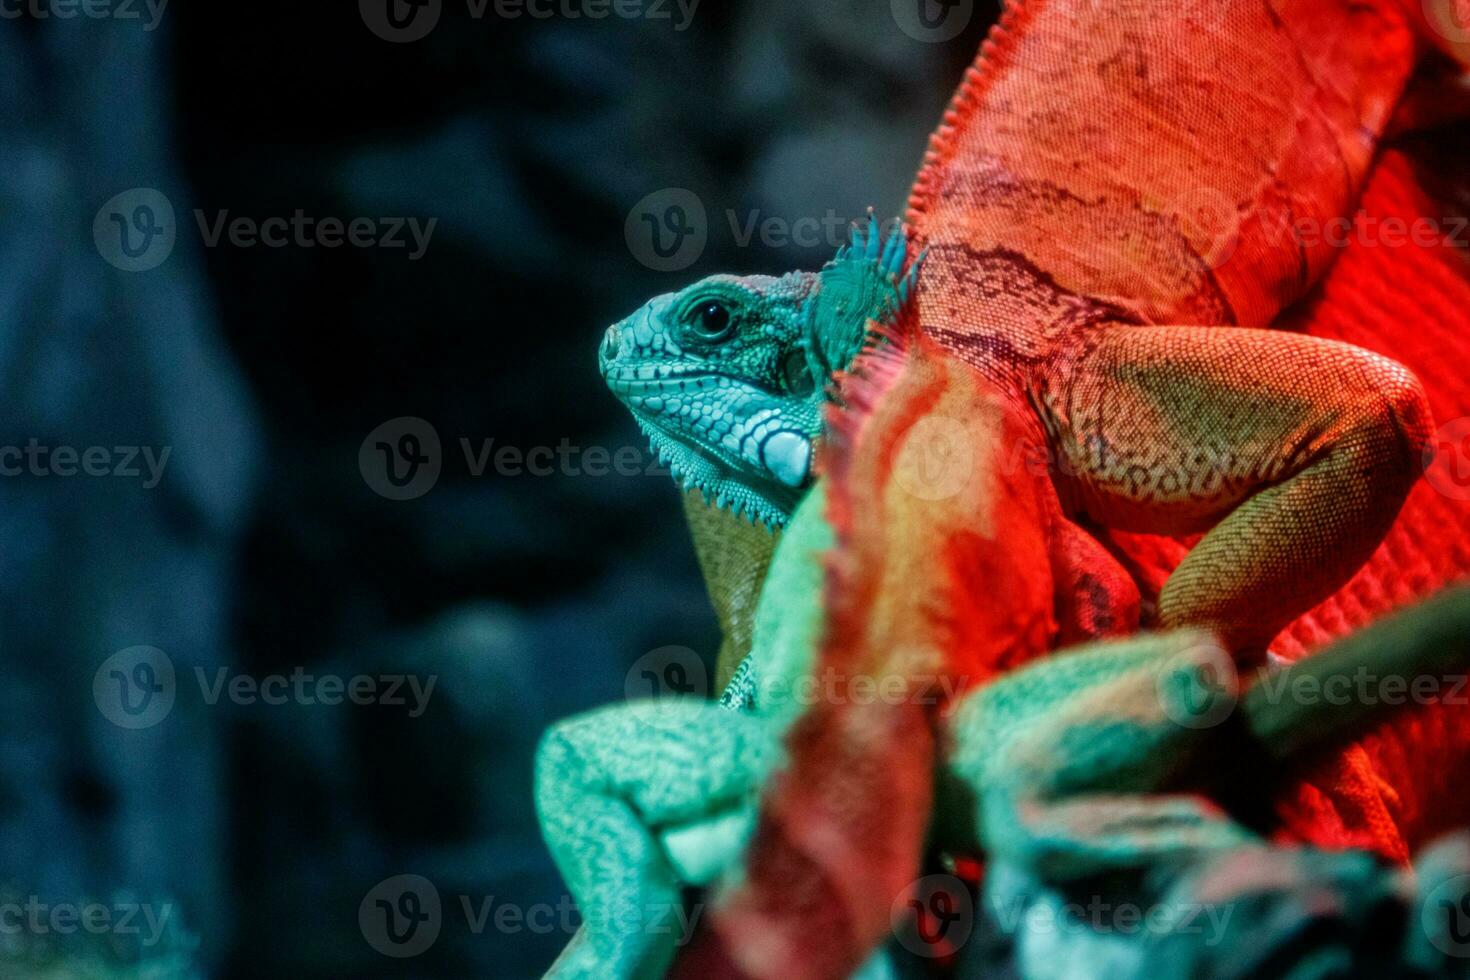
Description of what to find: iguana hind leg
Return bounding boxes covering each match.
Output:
[534,700,778,979]
[947,588,1470,883]
[946,631,1256,881]
[1036,325,1432,654]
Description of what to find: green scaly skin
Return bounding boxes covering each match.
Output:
[535,483,833,979]
[535,480,1470,976]
[599,215,918,531]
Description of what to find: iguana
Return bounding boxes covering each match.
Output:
[539,0,1470,974]
[546,308,1470,977]
[599,0,1470,849]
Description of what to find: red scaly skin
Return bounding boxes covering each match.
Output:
[675,2,1470,975]
[903,0,1470,857]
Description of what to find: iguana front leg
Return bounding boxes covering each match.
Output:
[537,485,834,978]
[1035,325,1433,655]
[535,701,778,979]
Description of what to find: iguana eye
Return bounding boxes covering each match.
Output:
[688,300,734,342]
[781,349,815,397]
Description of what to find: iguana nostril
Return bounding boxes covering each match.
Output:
[601,325,620,363]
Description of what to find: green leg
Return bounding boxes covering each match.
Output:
[948,588,1470,881]
[534,700,779,979]
[945,631,1256,880]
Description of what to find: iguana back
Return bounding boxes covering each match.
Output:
[907,0,1470,858]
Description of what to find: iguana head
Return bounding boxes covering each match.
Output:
[601,215,920,529]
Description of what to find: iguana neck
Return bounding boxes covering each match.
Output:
[680,488,780,689]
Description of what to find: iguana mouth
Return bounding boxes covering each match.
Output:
[603,368,786,400]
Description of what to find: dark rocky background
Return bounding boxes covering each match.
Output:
[0,1,993,977]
